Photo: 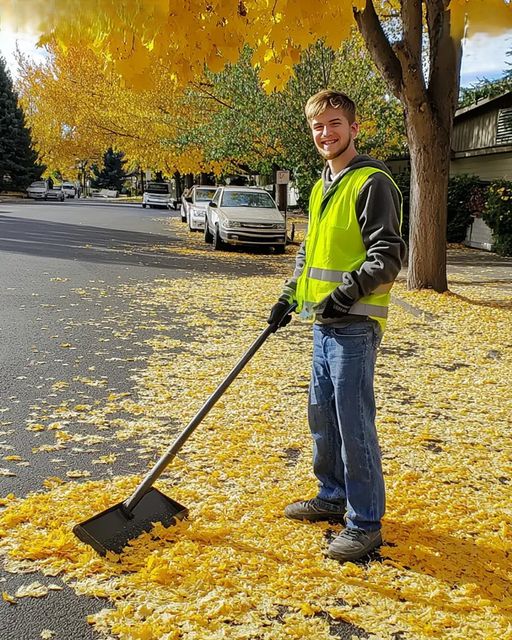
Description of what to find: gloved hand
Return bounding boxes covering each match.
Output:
[267,298,293,329]
[322,289,354,318]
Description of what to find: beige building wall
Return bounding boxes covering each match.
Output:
[450,152,512,181]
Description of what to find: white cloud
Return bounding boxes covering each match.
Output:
[0,28,47,78]
[460,31,512,85]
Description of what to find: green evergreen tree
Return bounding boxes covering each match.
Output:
[90,147,127,192]
[0,57,44,192]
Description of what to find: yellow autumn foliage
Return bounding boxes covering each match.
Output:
[16,39,220,177]
[2,1,511,91]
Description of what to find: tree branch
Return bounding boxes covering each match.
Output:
[353,0,404,101]
[401,0,423,63]
[92,122,141,139]
[426,0,462,128]
[190,82,235,109]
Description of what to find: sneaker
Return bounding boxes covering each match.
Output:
[284,498,346,523]
[327,527,382,562]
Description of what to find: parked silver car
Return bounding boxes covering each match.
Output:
[45,187,65,202]
[182,185,217,230]
[204,187,286,252]
[26,180,49,199]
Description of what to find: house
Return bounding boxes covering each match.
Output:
[452,91,512,250]
[386,91,512,251]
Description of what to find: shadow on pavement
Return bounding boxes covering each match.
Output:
[0,214,272,275]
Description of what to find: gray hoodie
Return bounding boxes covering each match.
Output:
[281,154,407,325]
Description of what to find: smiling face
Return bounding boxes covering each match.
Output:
[310,106,359,172]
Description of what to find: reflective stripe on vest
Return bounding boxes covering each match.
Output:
[307,267,393,293]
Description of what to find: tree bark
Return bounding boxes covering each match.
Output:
[406,112,450,290]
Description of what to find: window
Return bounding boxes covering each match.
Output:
[496,107,512,145]
[221,190,276,208]
[195,188,217,202]
[146,183,169,194]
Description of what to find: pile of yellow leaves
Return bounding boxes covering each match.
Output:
[0,234,511,639]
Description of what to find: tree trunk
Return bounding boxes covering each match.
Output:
[406,113,450,291]
[354,0,462,294]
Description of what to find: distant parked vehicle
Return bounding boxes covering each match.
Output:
[142,182,178,209]
[62,182,77,198]
[182,185,217,230]
[45,187,65,202]
[26,180,49,200]
[204,186,286,252]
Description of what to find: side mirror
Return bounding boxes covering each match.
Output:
[209,201,217,208]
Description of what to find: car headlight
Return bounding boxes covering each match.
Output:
[222,220,241,228]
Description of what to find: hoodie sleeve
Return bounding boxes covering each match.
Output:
[334,172,407,302]
[280,238,306,301]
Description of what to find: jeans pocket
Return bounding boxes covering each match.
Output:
[331,325,370,339]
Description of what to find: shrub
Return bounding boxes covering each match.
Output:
[446,174,484,243]
[393,172,484,244]
[482,180,512,256]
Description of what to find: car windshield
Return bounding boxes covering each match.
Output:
[31,182,46,188]
[195,188,217,202]
[221,191,275,208]
[147,183,169,194]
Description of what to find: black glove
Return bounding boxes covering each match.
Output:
[267,298,293,329]
[322,289,354,318]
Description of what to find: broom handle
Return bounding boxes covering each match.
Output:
[124,307,295,513]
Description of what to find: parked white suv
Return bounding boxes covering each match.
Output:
[26,180,49,199]
[204,187,286,252]
[142,182,177,209]
[62,182,77,198]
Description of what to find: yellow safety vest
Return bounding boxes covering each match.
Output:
[294,167,401,331]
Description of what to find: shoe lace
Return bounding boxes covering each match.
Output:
[343,528,365,540]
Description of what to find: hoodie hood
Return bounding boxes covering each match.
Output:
[321,155,392,195]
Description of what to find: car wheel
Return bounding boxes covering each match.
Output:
[142,203,147,208]
[274,244,286,254]
[213,224,225,251]
[204,221,213,244]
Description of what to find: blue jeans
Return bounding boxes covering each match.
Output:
[308,321,385,532]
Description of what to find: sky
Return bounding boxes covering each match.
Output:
[0,27,511,88]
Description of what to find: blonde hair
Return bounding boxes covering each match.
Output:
[305,90,356,124]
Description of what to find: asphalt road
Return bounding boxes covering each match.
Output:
[0,199,278,640]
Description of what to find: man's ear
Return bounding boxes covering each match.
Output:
[351,121,360,139]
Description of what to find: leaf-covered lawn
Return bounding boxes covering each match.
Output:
[1,236,511,639]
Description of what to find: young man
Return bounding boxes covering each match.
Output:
[268,89,406,562]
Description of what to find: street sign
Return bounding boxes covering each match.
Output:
[276,170,290,185]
